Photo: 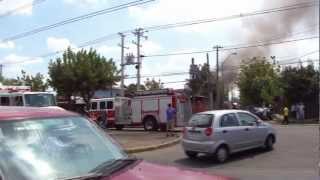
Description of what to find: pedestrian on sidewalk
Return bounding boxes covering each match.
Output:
[297,102,305,122]
[166,104,176,137]
[282,106,289,125]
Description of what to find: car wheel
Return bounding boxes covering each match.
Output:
[185,151,198,159]
[115,125,124,130]
[215,146,229,163]
[265,136,274,151]
[143,117,157,131]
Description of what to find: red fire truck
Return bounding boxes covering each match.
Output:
[127,89,192,131]
[88,97,132,130]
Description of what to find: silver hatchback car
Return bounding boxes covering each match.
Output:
[182,110,276,163]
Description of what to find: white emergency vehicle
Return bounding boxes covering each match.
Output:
[0,86,57,107]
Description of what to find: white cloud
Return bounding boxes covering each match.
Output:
[0,54,44,79]
[47,37,76,52]
[97,45,119,55]
[0,41,15,49]
[0,0,34,16]
[1,54,42,65]
[63,0,108,7]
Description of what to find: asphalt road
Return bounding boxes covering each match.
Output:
[135,125,319,180]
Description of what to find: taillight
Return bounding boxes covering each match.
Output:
[204,127,213,136]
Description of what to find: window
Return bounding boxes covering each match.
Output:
[188,114,214,128]
[100,101,106,109]
[24,94,56,107]
[91,102,98,110]
[0,116,126,180]
[220,113,239,127]
[12,96,23,106]
[238,113,257,126]
[0,97,9,106]
[107,101,113,109]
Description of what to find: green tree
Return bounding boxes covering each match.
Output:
[0,71,47,91]
[48,47,120,108]
[281,64,319,105]
[144,78,163,90]
[238,57,282,106]
[19,71,48,91]
[124,84,146,95]
[187,63,216,97]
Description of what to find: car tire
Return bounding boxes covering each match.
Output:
[264,135,274,151]
[215,146,229,163]
[185,151,198,159]
[115,125,124,130]
[143,116,158,131]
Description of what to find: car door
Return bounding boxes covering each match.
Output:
[237,112,268,147]
[216,113,245,152]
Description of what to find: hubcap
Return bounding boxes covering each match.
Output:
[145,120,153,130]
[217,148,227,162]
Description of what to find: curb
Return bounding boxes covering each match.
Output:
[269,121,319,126]
[125,136,181,154]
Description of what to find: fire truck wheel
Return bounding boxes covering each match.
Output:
[143,116,158,131]
[115,125,124,130]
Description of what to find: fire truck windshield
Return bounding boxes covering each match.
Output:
[24,94,56,107]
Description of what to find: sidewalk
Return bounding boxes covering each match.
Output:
[108,129,181,152]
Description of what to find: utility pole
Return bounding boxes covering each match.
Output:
[132,28,147,91]
[0,64,3,78]
[214,45,223,109]
[207,53,213,110]
[118,33,128,96]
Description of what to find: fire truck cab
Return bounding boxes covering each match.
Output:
[131,89,192,131]
[88,97,132,130]
[0,86,57,107]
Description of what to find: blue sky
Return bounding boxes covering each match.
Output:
[0,0,318,89]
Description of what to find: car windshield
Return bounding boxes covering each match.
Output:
[0,116,126,180]
[24,94,56,107]
[188,114,214,128]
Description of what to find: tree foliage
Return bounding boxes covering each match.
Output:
[281,64,319,105]
[125,84,146,95]
[0,70,47,91]
[48,47,120,107]
[187,63,216,97]
[238,57,283,106]
[144,78,163,90]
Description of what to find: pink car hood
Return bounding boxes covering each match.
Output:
[107,160,232,180]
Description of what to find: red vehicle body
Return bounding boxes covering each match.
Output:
[0,107,232,180]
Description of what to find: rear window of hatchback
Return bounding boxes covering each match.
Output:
[188,114,214,128]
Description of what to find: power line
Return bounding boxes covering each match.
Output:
[1,1,318,65]
[0,0,46,18]
[144,36,319,58]
[0,0,155,42]
[278,50,319,63]
[142,1,318,32]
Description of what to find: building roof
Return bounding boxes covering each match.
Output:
[0,106,78,121]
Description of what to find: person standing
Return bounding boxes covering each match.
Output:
[282,106,289,125]
[297,102,305,122]
[166,104,176,137]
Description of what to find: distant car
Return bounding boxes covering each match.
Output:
[182,110,276,163]
[0,106,232,180]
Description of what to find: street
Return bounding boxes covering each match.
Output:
[135,125,319,180]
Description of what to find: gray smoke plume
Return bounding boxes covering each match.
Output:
[222,0,319,86]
